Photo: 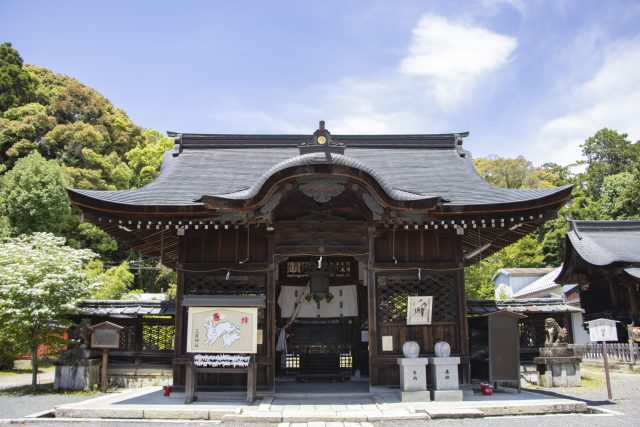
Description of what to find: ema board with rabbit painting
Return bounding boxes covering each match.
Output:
[187,307,258,353]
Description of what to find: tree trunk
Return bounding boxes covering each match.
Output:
[30,346,38,387]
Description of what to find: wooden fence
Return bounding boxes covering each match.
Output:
[572,343,639,364]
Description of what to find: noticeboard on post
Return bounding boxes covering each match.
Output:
[586,318,619,342]
[186,307,258,354]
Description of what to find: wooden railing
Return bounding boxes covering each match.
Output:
[572,343,639,364]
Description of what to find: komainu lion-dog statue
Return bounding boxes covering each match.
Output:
[544,318,568,345]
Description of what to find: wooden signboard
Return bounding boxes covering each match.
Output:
[89,321,123,392]
[90,321,123,349]
[587,318,618,342]
[586,318,620,400]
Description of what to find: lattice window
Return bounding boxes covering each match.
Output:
[184,274,266,296]
[376,275,457,323]
[142,323,175,350]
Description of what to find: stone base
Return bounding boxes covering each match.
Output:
[427,357,461,391]
[54,362,100,390]
[520,364,539,385]
[109,366,173,388]
[535,361,581,387]
[430,389,464,401]
[399,390,431,402]
[397,357,429,392]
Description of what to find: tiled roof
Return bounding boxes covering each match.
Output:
[79,300,175,317]
[512,266,574,298]
[567,220,640,266]
[67,133,571,209]
[625,267,640,279]
[467,297,582,316]
[495,268,555,277]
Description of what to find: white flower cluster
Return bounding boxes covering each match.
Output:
[0,233,99,335]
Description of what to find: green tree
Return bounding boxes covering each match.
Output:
[41,122,106,166]
[88,260,135,300]
[0,43,36,112]
[474,156,556,189]
[126,129,174,187]
[0,152,72,235]
[580,128,640,198]
[65,222,119,261]
[538,162,574,186]
[155,263,177,297]
[540,186,602,265]
[0,103,56,162]
[465,234,545,299]
[600,171,640,219]
[0,233,98,385]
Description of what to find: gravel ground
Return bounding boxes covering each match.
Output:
[0,392,102,420]
[0,368,55,391]
[0,366,637,426]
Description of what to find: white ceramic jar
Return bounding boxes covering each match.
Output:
[402,341,420,358]
[434,340,451,357]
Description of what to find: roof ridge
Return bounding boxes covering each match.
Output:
[168,132,469,150]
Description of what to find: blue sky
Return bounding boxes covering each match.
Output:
[2,0,639,166]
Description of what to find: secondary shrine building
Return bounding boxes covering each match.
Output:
[67,122,572,390]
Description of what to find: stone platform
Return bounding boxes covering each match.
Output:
[48,386,588,422]
[534,343,582,387]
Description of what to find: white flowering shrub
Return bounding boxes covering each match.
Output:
[0,233,99,384]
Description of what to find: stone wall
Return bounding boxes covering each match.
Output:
[108,365,173,388]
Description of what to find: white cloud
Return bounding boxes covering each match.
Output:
[535,37,640,165]
[208,14,517,136]
[400,14,517,105]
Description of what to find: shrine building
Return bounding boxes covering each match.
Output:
[67,122,572,391]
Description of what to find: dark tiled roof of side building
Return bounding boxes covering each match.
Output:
[566,220,640,266]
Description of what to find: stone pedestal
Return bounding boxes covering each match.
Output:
[397,358,430,402]
[54,359,101,391]
[427,357,463,401]
[534,344,582,387]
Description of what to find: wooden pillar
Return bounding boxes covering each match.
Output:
[457,265,470,385]
[101,349,109,392]
[265,231,276,390]
[367,224,378,386]
[133,318,143,364]
[607,271,620,308]
[626,282,639,325]
[455,232,470,385]
[564,313,574,343]
[173,234,186,388]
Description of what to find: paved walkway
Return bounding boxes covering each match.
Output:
[51,386,587,422]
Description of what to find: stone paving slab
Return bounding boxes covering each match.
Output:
[51,385,589,422]
[422,407,485,419]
